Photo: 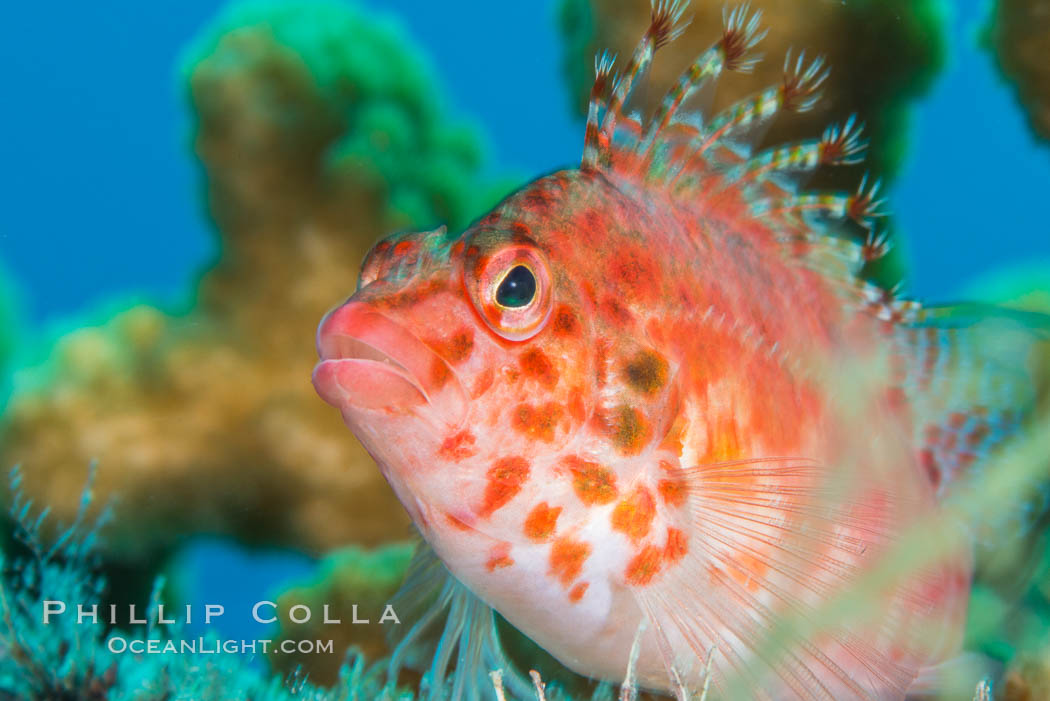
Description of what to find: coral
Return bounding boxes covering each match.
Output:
[0,0,516,563]
[988,0,1050,143]
[270,542,414,685]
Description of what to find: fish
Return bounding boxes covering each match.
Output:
[311,1,1048,698]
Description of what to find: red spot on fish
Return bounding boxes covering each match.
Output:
[664,528,688,563]
[520,348,559,389]
[486,543,514,571]
[524,502,562,541]
[512,402,564,443]
[393,240,414,256]
[549,537,590,586]
[552,305,579,337]
[445,513,471,531]
[920,449,940,489]
[625,546,662,586]
[884,386,908,412]
[600,296,634,326]
[480,456,530,517]
[563,456,619,505]
[611,486,656,541]
[438,430,477,461]
[568,582,589,603]
[608,248,659,301]
[430,357,451,389]
[471,367,495,398]
[427,328,474,364]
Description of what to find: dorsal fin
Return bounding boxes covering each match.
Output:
[578,0,880,291]
[581,2,841,190]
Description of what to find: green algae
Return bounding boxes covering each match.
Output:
[0,0,522,573]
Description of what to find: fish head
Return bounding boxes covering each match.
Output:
[313,170,680,551]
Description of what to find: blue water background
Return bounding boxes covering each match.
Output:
[0,0,1048,643]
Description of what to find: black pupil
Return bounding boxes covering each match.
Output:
[496,265,536,308]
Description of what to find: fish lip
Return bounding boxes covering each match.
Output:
[315,330,428,401]
[312,302,467,423]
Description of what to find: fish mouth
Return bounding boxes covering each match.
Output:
[312,302,466,423]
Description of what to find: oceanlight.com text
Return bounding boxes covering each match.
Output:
[107,637,336,656]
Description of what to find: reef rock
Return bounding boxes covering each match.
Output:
[0,0,513,561]
[989,0,1050,143]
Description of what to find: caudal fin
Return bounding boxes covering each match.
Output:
[893,303,1050,540]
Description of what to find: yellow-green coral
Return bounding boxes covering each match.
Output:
[0,0,516,565]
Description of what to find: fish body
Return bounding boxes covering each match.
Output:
[313,3,1042,698]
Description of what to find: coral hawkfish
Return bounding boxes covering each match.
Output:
[313,1,1046,698]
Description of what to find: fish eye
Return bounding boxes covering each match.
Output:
[464,242,553,342]
[495,265,537,308]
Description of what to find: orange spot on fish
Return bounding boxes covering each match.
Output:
[611,486,656,541]
[568,387,586,425]
[659,412,686,454]
[524,502,562,542]
[480,456,530,517]
[568,582,589,603]
[594,340,610,387]
[393,240,414,256]
[663,528,688,563]
[658,477,687,508]
[445,513,471,531]
[625,546,662,586]
[549,537,591,586]
[486,543,514,571]
[511,402,564,443]
[563,456,618,505]
[520,348,559,389]
[438,430,477,461]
